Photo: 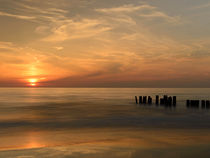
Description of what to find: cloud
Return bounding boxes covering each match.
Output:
[42,19,112,42]
[96,4,155,13]
[96,4,180,23]
[190,2,210,10]
[0,1,112,42]
[0,11,35,20]
[138,10,180,23]
[0,42,72,83]
[0,0,68,23]
[0,42,14,49]
[54,46,63,51]
[40,3,180,43]
[35,26,50,34]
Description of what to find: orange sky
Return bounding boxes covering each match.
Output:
[0,0,210,87]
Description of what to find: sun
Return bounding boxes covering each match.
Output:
[28,78,38,87]
[30,83,36,86]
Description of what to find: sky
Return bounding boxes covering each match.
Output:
[0,0,210,87]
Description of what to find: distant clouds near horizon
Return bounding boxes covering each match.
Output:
[0,0,210,87]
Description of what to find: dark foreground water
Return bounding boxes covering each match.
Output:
[0,88,210,158]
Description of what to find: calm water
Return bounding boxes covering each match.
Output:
[0,88,210,158]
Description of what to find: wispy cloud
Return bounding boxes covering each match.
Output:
[96,4,180,23]
[190,2,210,10]
[138,10,180,23]
[0,0,67,23]
[42,19,112,42]
[0,11,35,20]
[15,2,68,21]
[0,42,71,82]
[96,4,155,13]
[54,46,63,51]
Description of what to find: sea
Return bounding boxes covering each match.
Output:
[0,88,210,158]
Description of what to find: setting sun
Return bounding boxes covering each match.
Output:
[28,79,38,87]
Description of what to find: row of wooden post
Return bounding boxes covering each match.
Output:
[135,95,176,106]
[159,95,176,106]
[135,96,210,109]
[135,96,152,104]
[187,100,210,108]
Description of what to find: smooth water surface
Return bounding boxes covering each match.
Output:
[0,88,210,158]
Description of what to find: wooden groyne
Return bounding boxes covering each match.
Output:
[187,100,210,109]
[134,95,210,109]
[135,95,176,107]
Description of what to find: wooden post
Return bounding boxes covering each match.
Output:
[164,95,168,105]
[160,98,164,105]
[148,96,152,104]
[156,95,159,105]
[196,100,200,108]
[191,100,194,107]
[191,100,199,108]
[186,100,190,108]
[139,96,142,104]
[143,96,147,104]
[206,101,210,109]
[135,96,138,104]
[173,96,176,106]
[168,96,172,106]
[201,100,206,108]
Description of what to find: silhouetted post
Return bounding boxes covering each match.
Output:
[191,100,199,108]
[164,95,168,105]
[160,98,164,105]
[139,96,142,104]
[156,95,159,105]
[206,101,210,109]
[168,96,172,106]
[148,96,152,104]
[202,100,206,109]
[191,100,194,107]
[186,100,190,108]
[173,96,176,106]
[143,96,147,104]
[135,96,138,104]
[196,100,200,108]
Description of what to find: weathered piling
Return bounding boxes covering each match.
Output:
[191,100,199,108]
[164,95,168,104]
[160,98,164,105]
[135,96,138,104]
[190,100,194,107]
[156,95,159,105]
[186,100,190,108]
[206,101,210,108]
[195,100,200,108]
[139,96,142,104]
[148,96,152,104]
[173,96,176,106]
[201,100,206,108]
[168,96,172,106]
[135,95,210,109]
[143,96,147,104]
